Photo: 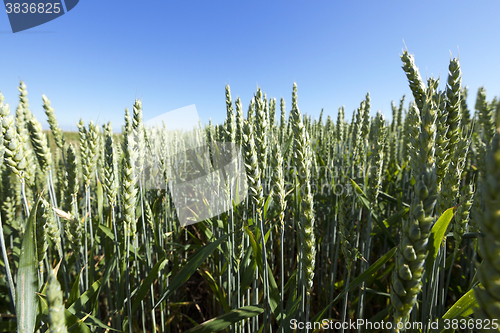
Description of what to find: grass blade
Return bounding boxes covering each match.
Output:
[153,233,229,309]
[442,286,478,320]
[184,305,264,333]
[426,208,454,276]
[131,258,168,314]
[333,246,397,303]
[16,196,40,333]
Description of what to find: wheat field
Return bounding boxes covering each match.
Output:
[0,50,499,332]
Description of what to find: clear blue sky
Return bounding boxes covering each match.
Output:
[1,0,499,132]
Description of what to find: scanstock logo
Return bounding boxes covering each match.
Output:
[4,0,79,33]
[137,105,248,227]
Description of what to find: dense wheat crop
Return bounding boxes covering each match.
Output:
[1,50,499,332]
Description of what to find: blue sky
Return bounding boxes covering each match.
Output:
[1,0,499,132]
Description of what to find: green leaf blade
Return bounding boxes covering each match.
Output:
[184,305,264,333]
[153,233,229,309]
[16,197,40,333]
